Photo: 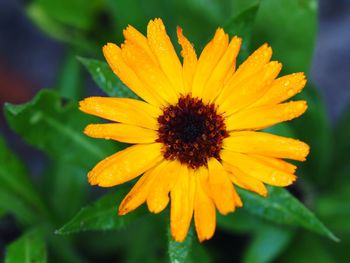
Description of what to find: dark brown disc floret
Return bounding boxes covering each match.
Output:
[157,95,228,169]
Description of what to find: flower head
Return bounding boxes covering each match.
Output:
[79,18,309,242]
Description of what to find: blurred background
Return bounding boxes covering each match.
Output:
[0,0,350,262]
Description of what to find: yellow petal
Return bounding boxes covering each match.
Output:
[194,168,216,242]
[102,43,164,106]
[88,143,163,187]
[192,28,229,98]
[84,123,158,144]
[202,36,242,103]
[218,61,282,115]
[221,150,296,186]
[170,166,195,242]
[123,24,158,65]
[79,97,160,130]
[118,160,167,215]
[147,18,185,94]
[223,131,310,161]
[225,100,308,130]
[177,27,197,94]
[121,41,178,105]
[147,160,184,213]
[252,72,307,107]
[216,44,272,105]
[223,163,268,197]
[207,158,241,214]
[250,154,297,174]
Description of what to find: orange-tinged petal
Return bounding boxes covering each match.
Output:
[207,158,241,214]
[225,100,308,131]
[177,27,197,94]
[223,131,310,161]
[118,161,167,215]
[123,24,158,64]
[121,41,178,104]
[170,166,195,242]
[88,143,163,187]
[250,155,297,174]
[252,72,307,107]
[224,163,268,197]
[102,43,164,105]
[192,28,228,97]
[147,18,185,94]
[221,150,296,186]
[194,168,216,242]
[218,61,282,115]
[202,36,242,102]
[84,123,158,144]
[79,97,160,130]
[147,160,184,213]
[216,43,272,105]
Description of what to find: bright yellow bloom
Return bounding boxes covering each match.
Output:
[79,18,309,242]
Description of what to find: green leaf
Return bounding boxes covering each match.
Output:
[5,228,47,263]
[78,57,138,99]
[333,103,350,175]
[217,209,261,234]
[0,135,45,224]
[26,3,98,53]
[56,190,145,234]
[239,187,338,241]
[168,225,194,263]
[224,1,260,61]
[316,181,350,234]
[57,50,83,100]
[279,233,336,263]
[4,89,118,170]
[43,162,88,223]
[35,0,102,30]
[292,85,332,185]
[251,0,317,73]
[243,224,294,263]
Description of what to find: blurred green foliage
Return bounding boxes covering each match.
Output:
[1,0,349,262]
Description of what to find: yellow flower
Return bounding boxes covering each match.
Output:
[79,18,309,242]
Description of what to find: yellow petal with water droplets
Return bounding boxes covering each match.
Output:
[202,36,241,103]
[118,161,168,215]
[194,168,216,242]
[121,41,178,104]
[216,43,272,105]
[147,160,184,213]
[84,123,158,144]
[79,97,160,130]
[207,158,241,214]
[123,24,158,64]
[252,72,307,107]
[170,167,195,242]
[177,26,197,94]
[88,143,163,187]
[147,18,185,95]
[191,28,228,98]
[225,101,308,131]
[223,163,268,197]
[250,155,297,174]
[102,43,164,106]
[218,61,282,115]
[221,150,296,186]
[223,131,309,161]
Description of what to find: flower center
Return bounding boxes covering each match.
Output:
[157,95,228,169]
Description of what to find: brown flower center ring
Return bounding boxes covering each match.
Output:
[157,95,228,169]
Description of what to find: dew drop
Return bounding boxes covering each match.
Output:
[287,88,295,96]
